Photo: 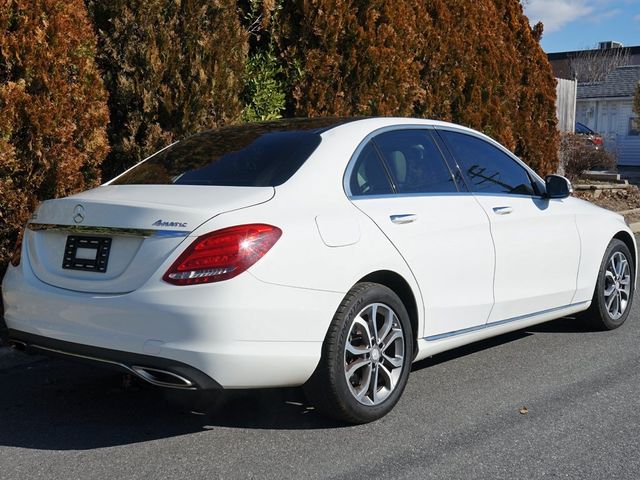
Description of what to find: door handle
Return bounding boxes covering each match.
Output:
[492,206,513,215]
[390,214,418,224]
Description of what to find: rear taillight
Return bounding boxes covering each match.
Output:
[10,229,24,267]
[163,224,282,285]
[592,136,603,146]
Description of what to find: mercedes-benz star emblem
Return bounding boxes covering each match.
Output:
[73,204,85,224]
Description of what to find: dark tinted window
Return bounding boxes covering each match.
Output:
[349,142,393,196]
[440,130,535,196]
[374,130,456,194]
[575,122,594,135]
[111,118,353,186]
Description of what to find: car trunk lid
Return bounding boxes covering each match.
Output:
[26,185,275,293]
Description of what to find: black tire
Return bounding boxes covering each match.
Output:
[581,238,635,330]
[304,282,413,424]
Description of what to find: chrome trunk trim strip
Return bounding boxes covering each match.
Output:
[27,223,189,238]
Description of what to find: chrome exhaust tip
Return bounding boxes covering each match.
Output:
[130,365,195,390]
[8,339,27,351]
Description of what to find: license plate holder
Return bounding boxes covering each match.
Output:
[62,236,112,273]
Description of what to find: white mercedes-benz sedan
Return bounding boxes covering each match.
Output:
[2,117,636,423]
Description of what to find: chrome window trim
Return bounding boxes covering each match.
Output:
[27,223,190,238]
[348,191,547,201]
[343,124,546,200]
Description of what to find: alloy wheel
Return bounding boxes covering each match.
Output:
[604,251,631,320]
[343,302,405,405]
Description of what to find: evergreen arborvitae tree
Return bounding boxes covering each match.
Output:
[86,0,248,179]
[494,0,559,176]
[271,0,559,175]
[277,0,427,117]
[0,0,109,273]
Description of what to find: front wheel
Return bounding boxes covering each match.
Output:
[582,239,635,330]
[304,282,413,424]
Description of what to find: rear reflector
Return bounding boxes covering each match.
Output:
[163,224,282,285]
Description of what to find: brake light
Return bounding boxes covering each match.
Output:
[10,229,24,267]
[592,136,603,146]
[163,224,282,285]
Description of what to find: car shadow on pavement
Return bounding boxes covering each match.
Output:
[410,315,597,373]
[0,316,590,449]
[411,330,531,372]
[525,316,598,334]
[0,356,346,450]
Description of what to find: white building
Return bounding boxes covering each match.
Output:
[576,65,640,165]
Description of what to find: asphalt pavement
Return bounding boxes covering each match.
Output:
[1,302,640,479]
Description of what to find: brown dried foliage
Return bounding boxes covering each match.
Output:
[560,133,616,181]
[275,0,559,175]
[0,0,109,275]
[87,0,249,180]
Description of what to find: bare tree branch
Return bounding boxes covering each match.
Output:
[569,47,631,83]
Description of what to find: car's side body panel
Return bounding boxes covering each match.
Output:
[193,190,427,337]
[570,198,637,303]
[351,195,495,337]
[472,194,581,323]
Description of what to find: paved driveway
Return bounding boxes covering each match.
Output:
[1,302,639,479]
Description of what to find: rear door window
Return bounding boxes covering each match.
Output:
[373,129,457,194]
[349,142,394,196]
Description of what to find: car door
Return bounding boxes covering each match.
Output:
[437,128,580,323]
[347,127,495,338]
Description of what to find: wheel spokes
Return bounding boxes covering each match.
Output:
[376,308,394,346]
[346,358,371,378]
[354,364,373,401]
[604,284,616,297]
[369,304,379,343]
[370,364,380,404]
[604,251,633,320]
[344,302,406,406]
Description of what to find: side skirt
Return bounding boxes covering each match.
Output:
[413,301,591,362]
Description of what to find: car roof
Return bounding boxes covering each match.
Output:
[320,116,484,136]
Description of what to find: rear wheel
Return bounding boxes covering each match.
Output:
[304,282,413,424]
[582,239,635,330]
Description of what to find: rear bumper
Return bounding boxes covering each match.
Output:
[2,260,344,389]
[8,330,221,390]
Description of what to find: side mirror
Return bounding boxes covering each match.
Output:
[544,174,573,199]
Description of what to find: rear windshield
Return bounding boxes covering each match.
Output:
[110,118,350,186]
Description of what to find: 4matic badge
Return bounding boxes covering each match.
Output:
[152,219,188,228]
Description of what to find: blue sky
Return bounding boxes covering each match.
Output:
[523,0,640,52]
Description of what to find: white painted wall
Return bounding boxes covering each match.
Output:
[576,98,640,165]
